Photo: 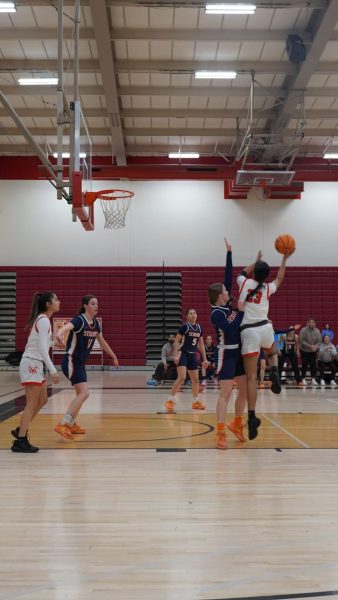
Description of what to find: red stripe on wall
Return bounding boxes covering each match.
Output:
[2,265,338,365]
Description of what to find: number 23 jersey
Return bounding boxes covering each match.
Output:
[237,275,277,325]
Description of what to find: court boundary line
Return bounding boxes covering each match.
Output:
[262,414,310,449]
[204,589,338,600]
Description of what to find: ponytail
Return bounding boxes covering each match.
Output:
[26,291,55,329]
[245,261,270,302]
[78,294,96,315]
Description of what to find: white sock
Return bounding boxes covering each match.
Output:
[193,397,199,402]
[168,395,176,402]
[61,413,74,425]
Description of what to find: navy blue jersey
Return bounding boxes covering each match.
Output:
[65,315,100,363]
[205,343,215,363]
[210,306,243,348]
[178,322,202,353]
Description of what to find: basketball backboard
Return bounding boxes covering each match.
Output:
[236,170,295,186]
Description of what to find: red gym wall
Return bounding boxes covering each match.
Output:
[2,265,338,365]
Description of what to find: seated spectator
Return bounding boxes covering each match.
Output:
[151,334,177,383]
[278,328,303,386]
[300,318,322,386]
[321,323,334,342]
[200,335,216,387]
[318,335,337,386]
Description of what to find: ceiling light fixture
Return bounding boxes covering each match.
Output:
[168,152,200,159]
[324,153,338,159]
[205,3,256,15]
[195,70,237,79]
[0,2,16,12]
[18,77,58,85]
[53,152,87,159]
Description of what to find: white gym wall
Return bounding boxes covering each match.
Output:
[0,179,336,266]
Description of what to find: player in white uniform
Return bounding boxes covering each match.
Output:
[237,251,293,439]
[11,291,60,453]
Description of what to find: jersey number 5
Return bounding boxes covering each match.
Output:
[246,289,263,304]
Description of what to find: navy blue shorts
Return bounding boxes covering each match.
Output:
[61,356,87,385]
[216,349,245,381]
[178,351,198,371]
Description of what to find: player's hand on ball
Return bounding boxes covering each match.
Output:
[51,372,60,384]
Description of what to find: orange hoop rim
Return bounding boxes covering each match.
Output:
[84,189,134,206]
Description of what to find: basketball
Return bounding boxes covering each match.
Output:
[274,234,296,255]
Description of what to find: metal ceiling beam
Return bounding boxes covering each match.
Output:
[0,143,335,156]
[1,107,337,120]
[273,0,338,131]
[0,84,286,97]
[15,0,330,7]
[3,84,338,98]
[89,0,126,165]
[0,27,313,42]
[1,58,297,74]
[1,126,337,137]
[5,58,338,75]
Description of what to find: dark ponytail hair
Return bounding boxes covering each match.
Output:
[245,261,270,301]
[26,291,56,328]
[78,294,97,315]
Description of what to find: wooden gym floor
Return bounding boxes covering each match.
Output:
[1,369,338,600]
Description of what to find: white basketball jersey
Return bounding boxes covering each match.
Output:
[22,315,56,373]
[237,275,277,325]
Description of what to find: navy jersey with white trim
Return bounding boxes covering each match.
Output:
[65,315,100,363]
[210,306,243,347]
[178,322,202,353]
[224,250,232,294]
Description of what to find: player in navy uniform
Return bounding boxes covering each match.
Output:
[165,309,208,412]
[208,238,248,449]
[54,295,119,440]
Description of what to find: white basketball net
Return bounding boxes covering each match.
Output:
[98,190,134,229]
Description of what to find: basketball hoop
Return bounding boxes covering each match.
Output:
[84,189,134,229]
[258,180,271,200]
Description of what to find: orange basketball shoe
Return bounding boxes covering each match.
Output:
[54,423,74,440]
[226,418,246,442]
[192,400,206,410]
[165,399,176,413]
[216,429,227,450]
[68,422,87,434]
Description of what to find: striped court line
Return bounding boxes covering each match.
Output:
[263,414,310,449]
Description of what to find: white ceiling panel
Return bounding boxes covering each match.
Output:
[150,73,171,87]
[174,8,198,29]
[129,73,150,86]
[238,41,265,61]
[131,96,151,109]
[149,41,172,60]
[319,41,338,61]
[207,98,227,109]
[113,40,128,60]
[109,6,125,28]
[0,41,25,59]
[8,7,36,28]
[173,41,195,61]
[124,6,149,29]
[126,40,150,60]
[171,74,193,87]
[152,118,170,128]
[186,118,204,128]
[120,96,132,109]
[260,42,285,61]
[270,8,304,29]
[194,41,218,60]
[80,95,105,109]
[169,97,189,109]
[149,7,174,29]
[245,9,273,30]
[216,42,242,61]
[188,97,208,109]
[150,97,170,109]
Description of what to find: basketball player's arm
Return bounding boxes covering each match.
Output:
[211,309,244,334]
[96,333,119,367]
[56,322,74,344]
[37,318,59,382]
[224,238,233,293]
[242,249,263,277]
[273,250,294,289]
[171,333,182,364]
[198,337,208,367]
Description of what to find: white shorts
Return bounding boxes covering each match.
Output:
[240,323,275,357]
[19,357,45,386]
